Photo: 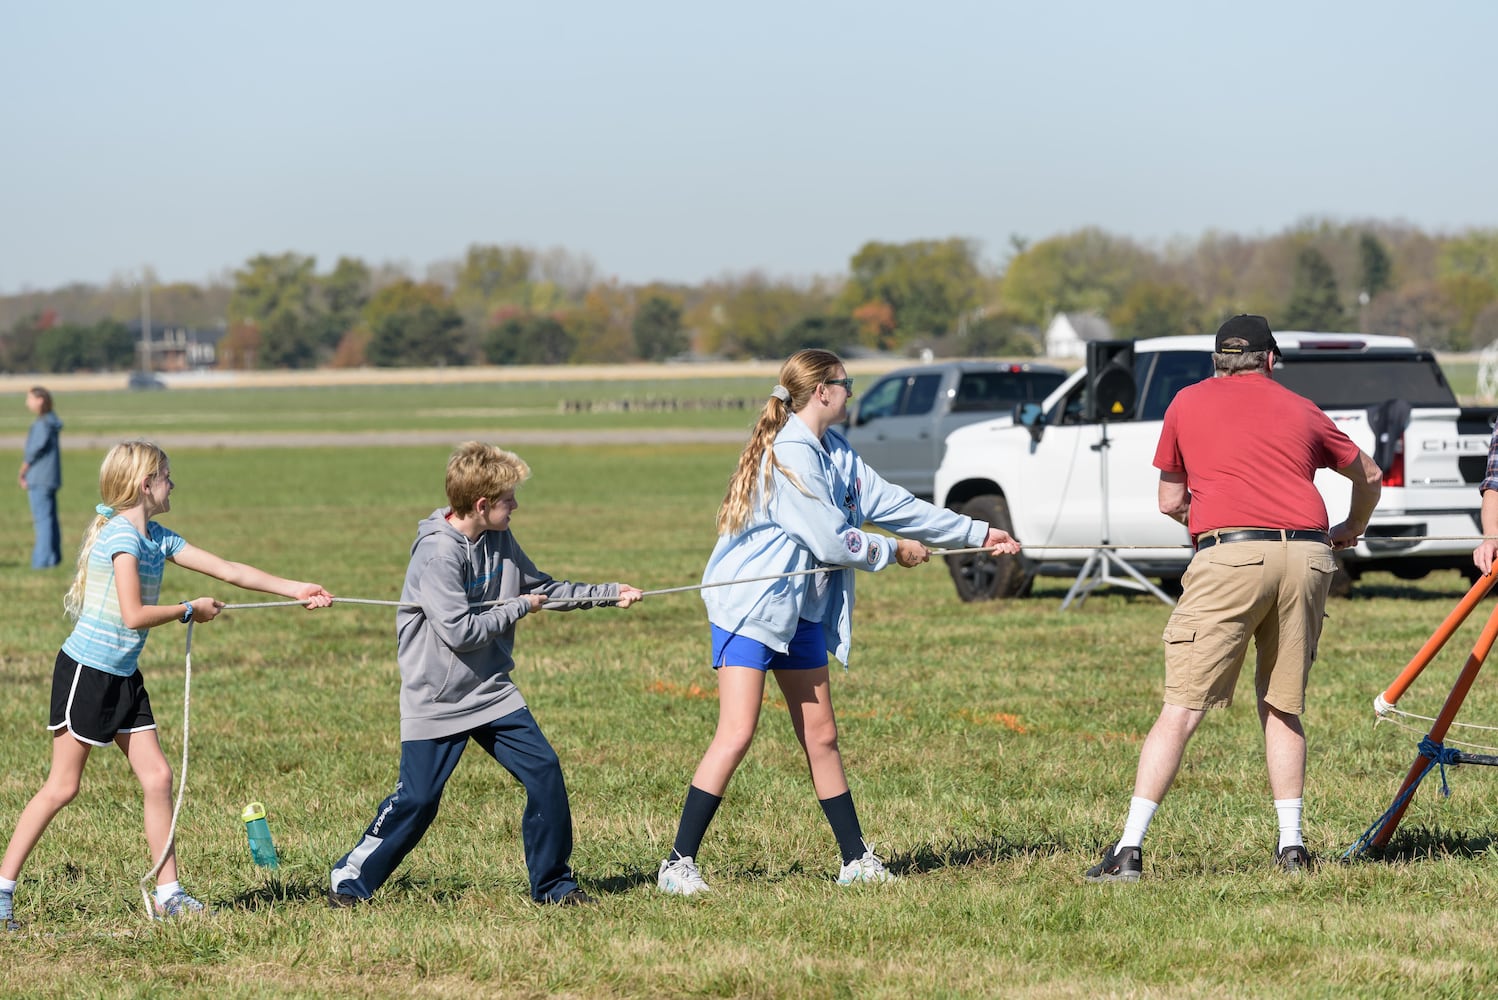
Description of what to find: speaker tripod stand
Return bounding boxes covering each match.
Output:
[1060,421,1178,611]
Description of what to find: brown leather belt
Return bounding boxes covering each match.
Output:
[1195,529,1331,551]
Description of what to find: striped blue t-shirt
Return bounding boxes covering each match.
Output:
[61,518,188,676]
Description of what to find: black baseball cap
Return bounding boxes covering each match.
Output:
[1215,314,1279,356]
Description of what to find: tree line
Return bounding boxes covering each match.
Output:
[3,219,1497,374]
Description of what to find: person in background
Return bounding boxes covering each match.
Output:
[656,348,1021,896]
[19,386,63,569]
[1084,316,1382,883]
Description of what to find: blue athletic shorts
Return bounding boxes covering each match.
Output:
[710,618,827,672]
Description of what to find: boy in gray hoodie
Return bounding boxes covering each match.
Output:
[329,442,642,906]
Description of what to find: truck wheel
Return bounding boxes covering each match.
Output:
[1327,555,1355,598]
[945,494,1033,601]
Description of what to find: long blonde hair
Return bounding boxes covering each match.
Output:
[64,441,169,619]
[717,349,844,535]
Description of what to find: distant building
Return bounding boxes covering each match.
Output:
[128,322,225,372]
[1044,312,1114,359]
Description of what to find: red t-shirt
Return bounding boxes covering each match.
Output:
[1153,372,1362,536]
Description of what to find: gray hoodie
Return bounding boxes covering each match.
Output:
[396,507,620,741]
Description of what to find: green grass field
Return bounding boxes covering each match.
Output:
[3,387,1498,998]
[0,379,780,438]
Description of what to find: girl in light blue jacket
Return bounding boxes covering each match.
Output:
[658,349,1021,895]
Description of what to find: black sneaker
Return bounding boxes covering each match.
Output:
[1276,845,1313,873]
[327,890,366,909]
[1084,843,1143,883]
[547,888,597,906]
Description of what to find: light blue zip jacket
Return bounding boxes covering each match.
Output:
[702,413,988,667]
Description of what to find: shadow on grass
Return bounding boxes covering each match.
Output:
[230,874,504,910]
[583,838,1072,891]
[584,847,1089,892]
[230,879,330,910]
[1344,823,1496,863]
[892,835,1065,876]
[1341,576,1489,603]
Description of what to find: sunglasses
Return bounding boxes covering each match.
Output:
[823,378,855,392]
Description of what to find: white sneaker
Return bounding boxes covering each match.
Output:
[658,855,710,896]
[837,843,896,886]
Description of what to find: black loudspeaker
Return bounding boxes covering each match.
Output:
[1084,340,1136,422]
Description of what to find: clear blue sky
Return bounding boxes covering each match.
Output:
[2,0,1493,294]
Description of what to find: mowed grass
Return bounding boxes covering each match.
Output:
[0,354,1485,441]
[0,379,778,438]
[3,436,1498,997]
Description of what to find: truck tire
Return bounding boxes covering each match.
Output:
[1327,555,1355,598]
[945,494,1033,601]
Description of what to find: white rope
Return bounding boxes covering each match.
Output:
[218,567,853,613]
[1374,708,1498,755]
[153,562,838,904]
[936,536,1498,554]
[148,536,1490,913]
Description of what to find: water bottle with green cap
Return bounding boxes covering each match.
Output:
[242,801,280,868]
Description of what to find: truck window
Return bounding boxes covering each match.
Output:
[1052,351,1207,425]
[1138,351,1213,421]
[902,374,942,415]
[951,371,1064,412]
[853,372,943,424]
[1273,354,1459,408]
[856,376,904,423]
[1053,380,1089,425]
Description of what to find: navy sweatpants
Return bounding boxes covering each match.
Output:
[329,708,578,902]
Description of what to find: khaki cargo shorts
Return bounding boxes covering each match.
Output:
[1162,535,1339,715]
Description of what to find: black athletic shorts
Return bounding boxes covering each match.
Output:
[48,650,156,747]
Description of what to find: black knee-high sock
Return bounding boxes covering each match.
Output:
[671,785,723,860]
[819,791,866,865]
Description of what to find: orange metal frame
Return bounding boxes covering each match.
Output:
[1367,570,1498,849]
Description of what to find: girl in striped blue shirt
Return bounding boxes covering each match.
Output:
[0,440,332,928]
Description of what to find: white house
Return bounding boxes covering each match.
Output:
[1044,312,1114,359]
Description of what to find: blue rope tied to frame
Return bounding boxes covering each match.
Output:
[1421,735,1463,799]
[1344,736,1464,859]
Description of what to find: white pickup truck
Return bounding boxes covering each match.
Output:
[933,333,1498,600]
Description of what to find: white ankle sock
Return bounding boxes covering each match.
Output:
[1117,796,1159,849]
[1275,797,1304,851]
[155,880,182,905]
[0,877,16,894]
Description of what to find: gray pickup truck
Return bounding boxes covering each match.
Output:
[844,360,1067,499]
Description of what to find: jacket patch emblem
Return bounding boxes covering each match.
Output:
[844,530,862,554]
[867,540,880,565]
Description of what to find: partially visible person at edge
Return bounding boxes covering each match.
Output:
[1085,315,1382,884]
[0,441,333,930]
[1470,426,1498,576]
[19,386,63,569]
[327,442,643,909]
[656,348,1022,896]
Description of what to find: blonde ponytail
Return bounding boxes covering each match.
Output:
[715,349,845,535]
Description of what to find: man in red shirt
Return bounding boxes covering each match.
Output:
[1085,315,1382,881]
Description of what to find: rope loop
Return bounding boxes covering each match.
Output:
[1419,736,1462,798]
